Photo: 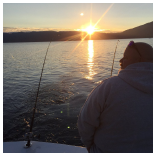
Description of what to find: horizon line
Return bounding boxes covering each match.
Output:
[3,27,122,34]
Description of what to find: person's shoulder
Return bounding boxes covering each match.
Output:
[88,76,121,99]
[98,76,121,91]
[101,76,120,85]
[94,76,119,92]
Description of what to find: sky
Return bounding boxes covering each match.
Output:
[3,2,153,33]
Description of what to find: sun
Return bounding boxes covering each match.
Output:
[85,25,95,35]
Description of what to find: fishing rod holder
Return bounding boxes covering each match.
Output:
[24,132,33,147]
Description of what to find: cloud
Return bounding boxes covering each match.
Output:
[102,29,122,33]
[3,27,76,33]
[3,27,122,33]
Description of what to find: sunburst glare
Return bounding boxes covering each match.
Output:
[85,25,95,35]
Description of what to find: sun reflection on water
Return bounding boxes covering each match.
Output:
[86,40,96,80]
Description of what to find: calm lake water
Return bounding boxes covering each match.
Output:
[3,38,153,146]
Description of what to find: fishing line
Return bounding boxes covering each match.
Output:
[111,40,120,76]
[26,41,51,147]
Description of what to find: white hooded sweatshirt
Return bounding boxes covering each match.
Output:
[78,62,153,153]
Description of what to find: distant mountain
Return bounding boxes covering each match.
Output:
[3,22,153,43]
[121,21,153,38]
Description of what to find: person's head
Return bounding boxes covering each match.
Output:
[119,41,153,69]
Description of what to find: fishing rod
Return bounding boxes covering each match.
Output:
[25,41,51,147]
[24,33,86,147]
[111,40,120,76]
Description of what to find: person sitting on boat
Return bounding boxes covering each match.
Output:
[78,41,153,153]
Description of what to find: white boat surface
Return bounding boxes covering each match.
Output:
[3,141,87,153]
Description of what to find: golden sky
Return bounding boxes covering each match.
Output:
[3,3,153,33]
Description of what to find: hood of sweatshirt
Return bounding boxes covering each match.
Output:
[118,62,153,94]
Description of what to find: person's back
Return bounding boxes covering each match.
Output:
[78,41,153,153]
[93,62,153,152]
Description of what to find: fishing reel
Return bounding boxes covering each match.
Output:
[24,132,33,147]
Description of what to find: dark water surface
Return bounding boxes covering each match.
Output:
[3,38,153,146]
